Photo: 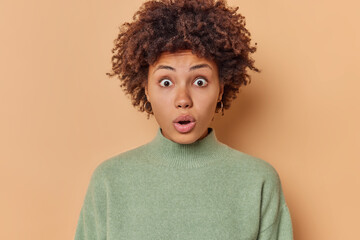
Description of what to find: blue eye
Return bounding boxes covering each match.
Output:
[194,78,208,87]
[159,79,173,87]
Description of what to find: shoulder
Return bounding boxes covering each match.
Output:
[90,143,150,179]
[220,144,281,184]
[221,145,285,203]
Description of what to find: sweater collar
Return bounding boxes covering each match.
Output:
[146,128,226,169]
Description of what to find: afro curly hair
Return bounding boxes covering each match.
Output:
[107,0,259,117]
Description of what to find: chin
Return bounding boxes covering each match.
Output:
[174,138,196,145]
[171,132,201,144]
[161,126,205,144]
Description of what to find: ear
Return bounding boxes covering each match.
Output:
[218,83,224,102]
[144,82,150,102]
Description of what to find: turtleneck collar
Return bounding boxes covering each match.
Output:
[145,128,227,169]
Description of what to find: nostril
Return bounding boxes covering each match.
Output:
[178,104,189,108]
[176,99,192,108]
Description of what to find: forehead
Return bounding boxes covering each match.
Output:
[152,50,217,69]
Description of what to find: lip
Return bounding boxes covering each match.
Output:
[173,115,196,123]
[173,115,196,133]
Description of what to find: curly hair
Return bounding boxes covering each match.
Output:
[107,0,259,117]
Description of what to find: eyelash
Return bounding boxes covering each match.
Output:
[159,78,173,87]
[193,77,208,87]
[159,77,208,87]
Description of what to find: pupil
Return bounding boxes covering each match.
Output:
[164,81,169,86]
[197,80,203,86]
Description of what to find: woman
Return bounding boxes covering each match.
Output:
[75,0,293,239]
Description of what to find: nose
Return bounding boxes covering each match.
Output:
[174,86,193,109]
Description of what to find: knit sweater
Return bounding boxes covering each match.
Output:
[75,128,293,240]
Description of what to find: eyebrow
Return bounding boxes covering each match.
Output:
[153,63,213,74]
[153,65,175,73]
[189,64,212,71]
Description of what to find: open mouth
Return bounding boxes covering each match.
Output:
[173,115,196,133]
[178,120,191,125]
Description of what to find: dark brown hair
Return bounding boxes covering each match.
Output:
[107,0,259,117]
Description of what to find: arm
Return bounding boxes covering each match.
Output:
[75,167,107,240]
[257,171,293,240]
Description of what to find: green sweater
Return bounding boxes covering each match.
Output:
[75,128,293,239]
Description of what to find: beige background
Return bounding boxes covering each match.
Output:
[1,0,359,239]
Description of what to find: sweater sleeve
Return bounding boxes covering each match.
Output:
[257,202,293,240]
[75,166,107,240]
[257,169,293,240]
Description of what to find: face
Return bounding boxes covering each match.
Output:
[145,50,224,144]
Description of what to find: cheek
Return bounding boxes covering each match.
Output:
[194,91,219,113]
[148,89,171,118]
[150,91,169,107]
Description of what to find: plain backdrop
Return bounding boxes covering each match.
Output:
[0,0,359,239]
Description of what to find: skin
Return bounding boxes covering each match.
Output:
[145,50,224,144]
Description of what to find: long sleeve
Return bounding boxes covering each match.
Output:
[75,167,107,240]
[257,203,293,239]
[257,171,293,240]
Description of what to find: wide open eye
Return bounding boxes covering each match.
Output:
[159,78,173,87]
[193,77,208,87]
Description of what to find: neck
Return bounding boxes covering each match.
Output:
[145,128,227,169]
